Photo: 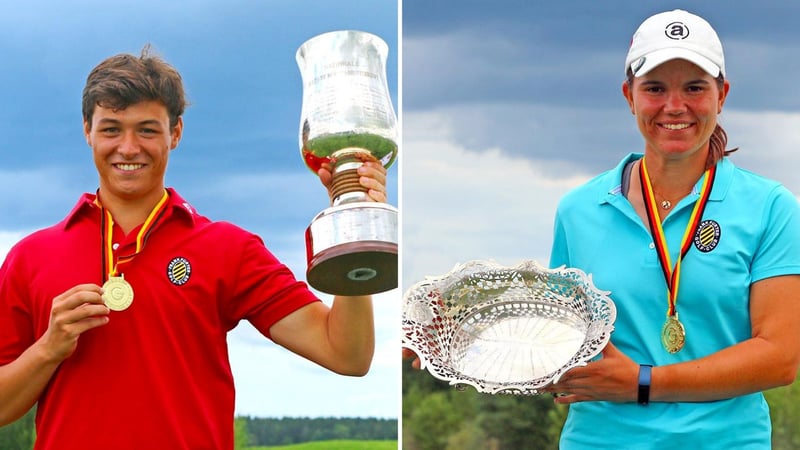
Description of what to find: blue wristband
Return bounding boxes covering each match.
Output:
[638,364,653,405]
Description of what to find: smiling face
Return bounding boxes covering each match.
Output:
[623,59,729,163]
[84,100,183,207]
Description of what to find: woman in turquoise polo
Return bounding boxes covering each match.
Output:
[548,9,800,449]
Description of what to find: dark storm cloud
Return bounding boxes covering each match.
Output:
[403,1,800,113]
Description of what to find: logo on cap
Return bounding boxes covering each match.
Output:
[665,21,690,40]
[631,57,647,74]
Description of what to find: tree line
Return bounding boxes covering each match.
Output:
[402,358,565,450]
[239,416,397,446]
[0,409,397,449]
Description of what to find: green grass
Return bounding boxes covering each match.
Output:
[249,440,396,450]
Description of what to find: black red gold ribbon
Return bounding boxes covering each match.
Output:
[639,158,716,318]
[99,190,170,281]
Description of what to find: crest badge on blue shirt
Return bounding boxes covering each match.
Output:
[693,219,721,253]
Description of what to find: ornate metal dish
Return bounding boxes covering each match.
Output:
[402,260,616,395]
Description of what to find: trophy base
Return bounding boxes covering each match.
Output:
[308,241,398,296]
[306,202,398,296]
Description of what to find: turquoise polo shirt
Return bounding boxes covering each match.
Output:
[550,153,800,449]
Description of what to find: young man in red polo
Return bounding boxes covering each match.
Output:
[0,47,387,450]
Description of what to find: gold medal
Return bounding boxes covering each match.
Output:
[641,159,716,357]
[102,275,134,311]
[98,190,168,313]
[661,314,685,353]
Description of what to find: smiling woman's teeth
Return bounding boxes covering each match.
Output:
[662,123,690,130]
[116,164,143,171]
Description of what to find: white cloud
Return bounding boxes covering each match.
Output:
[721,109,800,194]
[229,289,399,418]
[401,110,590,290]
[0,231,26,264]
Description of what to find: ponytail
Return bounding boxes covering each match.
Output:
[706,123,738,169]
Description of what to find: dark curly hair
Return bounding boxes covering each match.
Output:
[82,44,187,129]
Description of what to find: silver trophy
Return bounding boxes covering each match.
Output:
[296,30,398,296]
[402,260,617,395]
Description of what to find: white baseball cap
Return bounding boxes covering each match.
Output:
[625,9,725,78]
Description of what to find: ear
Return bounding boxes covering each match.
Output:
[83,120,92,146]
[170,117,184,150]
[622,80,635,115]
[718,79,730,114]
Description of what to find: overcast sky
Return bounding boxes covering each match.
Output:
[401,1,800,293]
[0,0,398,419]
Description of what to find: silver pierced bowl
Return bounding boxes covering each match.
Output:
[402,260,616,395]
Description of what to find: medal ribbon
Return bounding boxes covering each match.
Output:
[639,158,716,318]
[99,190,170,281]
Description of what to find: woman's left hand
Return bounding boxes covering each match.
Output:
[544,342,639,404]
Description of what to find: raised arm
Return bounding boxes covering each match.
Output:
[268,295,375,376]
[264,157,389,375]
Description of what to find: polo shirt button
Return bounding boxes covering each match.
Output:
[649,243,655,249]
[112,243,120,250]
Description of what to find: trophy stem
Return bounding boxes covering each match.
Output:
[330,148,375,206]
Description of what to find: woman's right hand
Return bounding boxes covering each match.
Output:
[402,347,422,369]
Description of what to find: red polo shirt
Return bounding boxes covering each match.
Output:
[0,188,319,450]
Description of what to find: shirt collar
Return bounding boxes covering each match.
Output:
[600,153,641,205]
[601,152,732,204]
[63,187,199,230]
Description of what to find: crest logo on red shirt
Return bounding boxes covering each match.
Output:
[167,257,192,285]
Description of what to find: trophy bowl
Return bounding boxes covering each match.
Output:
[402,260,616,395]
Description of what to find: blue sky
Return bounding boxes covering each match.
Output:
[0,0,398,419]
[402,1,800,292]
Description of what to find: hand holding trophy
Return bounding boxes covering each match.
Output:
[296,30,398,296]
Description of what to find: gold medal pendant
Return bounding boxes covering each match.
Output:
[102,275,134,311]
[661,314,685,353]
